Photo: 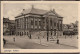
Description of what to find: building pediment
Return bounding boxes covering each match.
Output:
[44,9,62,18]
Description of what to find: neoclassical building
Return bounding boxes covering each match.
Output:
[15,7,63,38]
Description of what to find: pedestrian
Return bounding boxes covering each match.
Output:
[43,36,44,38]
[77,36,78,39]
[3,38,6,45]
[13,37,15,42]
[38,36,39,39]
[57,39,59,44]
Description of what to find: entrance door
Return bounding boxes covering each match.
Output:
[54,29,56,36]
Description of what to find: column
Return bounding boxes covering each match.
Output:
[44,17,46,30]
[24,17,26,30]
[20,18,21,29]
[58,20,59,36]
[48,18,50,31]
[41,18,44,30]
[19,19,20,29]
[28,17,30,30]
[58,20,59,31]
[18,19,20,29]
[20,18,22,29]
[29,18,31,30]
[15,20,17,36]
[22,18,24,29]
[61,20,63,36]
[33,17,35,30]
[61,20,62,31]
[52,19,54,30]
[24,16,25,35]
[37,18,39,30]
[26,18,27,30]
[27,17,28,30]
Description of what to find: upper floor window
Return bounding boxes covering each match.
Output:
[31,20,33,25]
[54,22,56,27]
[35,21,37,26]
[50,19,52,26]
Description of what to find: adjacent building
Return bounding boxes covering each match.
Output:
[3,17,15,35]
[3,17,10,35]
[15,6,63,38]
[73,21,78,35]
[63,21,78,35]
[9,20,15,35]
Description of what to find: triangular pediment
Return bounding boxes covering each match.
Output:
[44,10,62,18]
[46,11,56,16]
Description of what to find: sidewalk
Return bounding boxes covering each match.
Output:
[4,43,21,49]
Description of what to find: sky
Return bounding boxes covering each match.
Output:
[3,2,78,24]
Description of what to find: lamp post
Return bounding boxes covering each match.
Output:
[56,29,59,44]
[65,31,66,39]
[39,31,41,44]
[46,18,49,42]
[51,29,53,39]
[29,31,31,39]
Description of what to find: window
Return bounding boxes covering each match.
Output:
[26,25,27,29]
[50,19,52,26]
[31,20,33,29]
[60,24,62,30]
[22,32,23,36]
[17,20,19,28]
[54,22,56,27]
[57,23,59,30]
[35,21,37,25]
[31,20,33,25]
[18,32,19,35]
[25,32,26,35]
[26,18,27,21]
[39,21,41,26]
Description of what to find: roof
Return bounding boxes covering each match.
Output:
[24,8,48,14]
[54,11,62,17]
[10,20,15,24]
[16,8,48,17]
[3,18,10,23]
[16,7,62,18]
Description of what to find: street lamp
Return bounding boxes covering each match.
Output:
[39,31,41,44]
[65,31,67,39]
[29,30,31,39]
[46,18,49,42]
[56,30,59,44]
[51,29,53,39]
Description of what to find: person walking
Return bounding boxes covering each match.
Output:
[13,37,15,42]
[3,38,6,45]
